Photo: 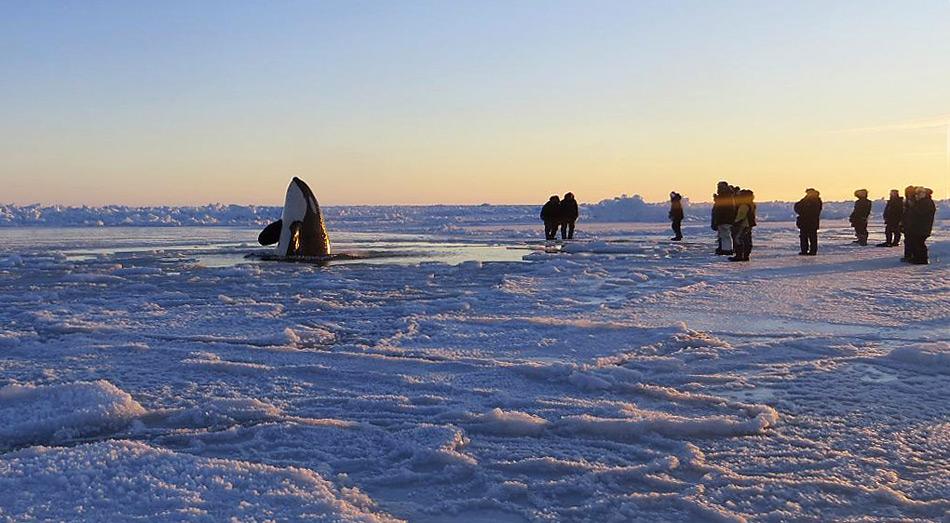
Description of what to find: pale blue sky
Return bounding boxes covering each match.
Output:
[2,1,948,205]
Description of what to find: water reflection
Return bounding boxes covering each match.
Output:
[0,227,532,266]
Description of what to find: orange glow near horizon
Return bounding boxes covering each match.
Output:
[6,116,945,206]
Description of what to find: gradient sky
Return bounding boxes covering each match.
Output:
[2,0,948,206]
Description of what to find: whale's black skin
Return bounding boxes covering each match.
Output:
[259,177,331,257]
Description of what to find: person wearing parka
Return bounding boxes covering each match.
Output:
[901,186,917,262]
[711,181,737,255]
[559,192,579,240]
[903,187,936,264]
[794,188,822,255]
[849,189,872,246]
[878,189,904,247]
[540,195,561,240]
[729,189,756,262]
[669,192,684,241]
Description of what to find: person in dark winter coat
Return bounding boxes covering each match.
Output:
[794,188,822,255]
[878,189,904,247]
[849,189,872,246]
[729,189,756,262]
[669,192,684,241]
[903,187,936,264]
[540,195,561,240]
[728,185,742,249]
[559,192,579,240]
[901,186,917,262]
[711,181,736,255]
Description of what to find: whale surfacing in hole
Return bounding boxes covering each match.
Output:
[258,177,331,257]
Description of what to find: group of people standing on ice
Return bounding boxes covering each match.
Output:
[707,181,757,262]
[794,186,936,263]
[539,192,580,240]
[539,184,936,264]
[702,183,936,264]
[842,186,937,264]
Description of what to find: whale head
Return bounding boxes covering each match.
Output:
[258,177,331,257]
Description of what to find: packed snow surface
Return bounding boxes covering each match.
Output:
[0,217,947,521]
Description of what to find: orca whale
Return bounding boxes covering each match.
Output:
[258,177,331,257]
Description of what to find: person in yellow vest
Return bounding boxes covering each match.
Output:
[729,189,756,262]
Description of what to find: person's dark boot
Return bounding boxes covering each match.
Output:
[876,242,890,247]
[728,255,743,262]
[799,251,808,255]
[721,250,734,256]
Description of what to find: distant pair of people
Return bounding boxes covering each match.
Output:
[540,192,579,240]
[710,182,756,261]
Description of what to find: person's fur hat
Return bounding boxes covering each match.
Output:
[854,189,868,198]
[670,191,682,200]
[915,186,933,198]
[805,188,820,196]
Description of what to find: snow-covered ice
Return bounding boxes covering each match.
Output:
[0,216,947,521]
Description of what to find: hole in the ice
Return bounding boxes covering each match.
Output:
[27,228,535,267]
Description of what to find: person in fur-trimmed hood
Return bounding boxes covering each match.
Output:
[729,189,756,262]
[903,187,936,264]
[711,181,737,255]
[849,189,872,246]
[794,188,822,255]
[669,192,684,241]
[901,186,917,262]
[540,195,562,240]
[559,192,579,240]
[878,189,904,247]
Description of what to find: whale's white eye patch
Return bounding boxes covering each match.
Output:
[291,224,301,255]
[278,182,309,256]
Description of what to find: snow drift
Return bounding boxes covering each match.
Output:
[0,381,145,449]
[0,440,400,522]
